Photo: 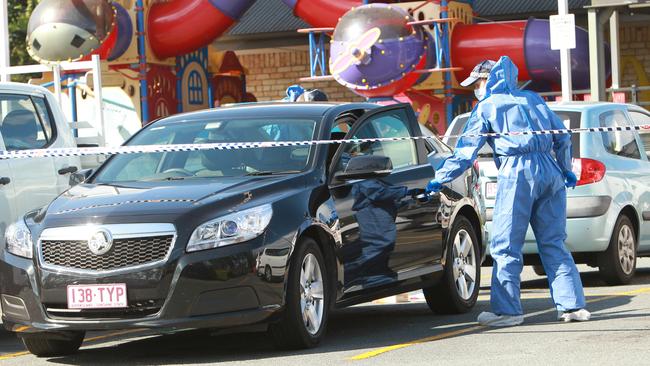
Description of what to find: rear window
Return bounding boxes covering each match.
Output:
[628,110,650,159]
[552,111,581,158]
[598,110,641,160]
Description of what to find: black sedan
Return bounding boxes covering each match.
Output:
[1,103,486,356]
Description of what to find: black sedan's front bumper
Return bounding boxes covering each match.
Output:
[0,235,288,335]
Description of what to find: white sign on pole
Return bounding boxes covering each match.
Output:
[550,14,576,50]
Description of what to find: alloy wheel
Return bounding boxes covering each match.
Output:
[452,229,477,300]
[618,224,636,275]
[300,253,324,335]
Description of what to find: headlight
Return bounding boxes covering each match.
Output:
[5,219,33,259]
[187,204,273,252]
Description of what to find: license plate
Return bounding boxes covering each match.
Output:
[485,182,497,198]
[67,284,127,309]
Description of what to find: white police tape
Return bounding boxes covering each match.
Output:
[1,124,649,160]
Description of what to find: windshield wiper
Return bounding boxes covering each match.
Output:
[246,170,302,176]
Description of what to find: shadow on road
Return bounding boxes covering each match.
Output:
[7,265,649,364]
[515,266,650,290]
[41,295,638,365]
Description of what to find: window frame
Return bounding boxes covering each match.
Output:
[328,104,424,185]
[0,92,57,151]
[187,70,204,105]
[598,109,642,160]
[627,108,650,160]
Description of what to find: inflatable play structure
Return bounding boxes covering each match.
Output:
[24,0,602,135]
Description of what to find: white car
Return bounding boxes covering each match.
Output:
[444,102,650,285]
[1,82,80,248]
[256,247,291,282]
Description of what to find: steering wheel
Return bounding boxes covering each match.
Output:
[161,168,194,177]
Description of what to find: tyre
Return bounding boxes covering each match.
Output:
[264,265,273,282]
[598,215,637,285]
[21,331,85,357]
[532,265,546,276]
[270,237,328,349]
[423,216,480,314]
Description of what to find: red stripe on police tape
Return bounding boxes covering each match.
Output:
[1,124,649,160]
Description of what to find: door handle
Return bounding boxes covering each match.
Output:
[58,166,79,175]
[0,177,10,185]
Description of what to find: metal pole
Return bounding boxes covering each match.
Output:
[308,32,315,78]
[441,0,453,127]
[609,10,621,89]
[135,0,149,124]
[52,64,63,105]
[91,55,106,147]
[588,7,612,101]
[558,0,573,101]
[67,76,78,137]
[0,0,10,82]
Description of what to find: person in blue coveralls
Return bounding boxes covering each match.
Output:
[425,56,591,326]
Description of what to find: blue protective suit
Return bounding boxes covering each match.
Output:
[434,56,586,315]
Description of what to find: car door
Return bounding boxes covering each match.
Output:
[626,107,650,252]
[329,104,441,291]
[0,93,59,217]
[31,93,79,195]
[0,135,17,246]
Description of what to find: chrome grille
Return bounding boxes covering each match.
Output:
[44,299,163,320]
[41,235,173,271]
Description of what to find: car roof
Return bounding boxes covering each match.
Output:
[0,82,53,95]
[548,101,633,112]
[153,102,378,126]
[449,101,640,123]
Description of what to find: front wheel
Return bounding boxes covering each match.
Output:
[21,331,85,357]
[598,215,637,285]
[423,216,480,314]
[264,265,273,282]
[270,237,329,349]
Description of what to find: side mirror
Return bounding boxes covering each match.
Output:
[334,155,392,181]
[69,168,94,186]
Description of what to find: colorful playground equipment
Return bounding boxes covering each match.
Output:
[23,0,604,135]
[25,0,256,134]
[285,0,600,133]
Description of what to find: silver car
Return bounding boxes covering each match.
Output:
[444,102,650,285]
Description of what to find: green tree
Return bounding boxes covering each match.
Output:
[8,0,38,81]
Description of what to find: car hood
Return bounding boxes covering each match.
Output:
[36,175,305,227]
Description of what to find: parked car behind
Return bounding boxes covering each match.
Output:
[444,102,650,285]
[1,102,486,357]
[0,82,80,258]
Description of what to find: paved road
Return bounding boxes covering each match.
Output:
[2,259,650,365]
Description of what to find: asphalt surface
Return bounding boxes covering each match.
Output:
[2,259,650,365]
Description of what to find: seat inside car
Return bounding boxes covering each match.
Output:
[327,110,364,169]
[1,109,41,149]
[196,147,243,177]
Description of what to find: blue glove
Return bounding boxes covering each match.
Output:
[426,179,443,195]
[565,171,577,189]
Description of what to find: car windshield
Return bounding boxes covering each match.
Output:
[93,117,317,183]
